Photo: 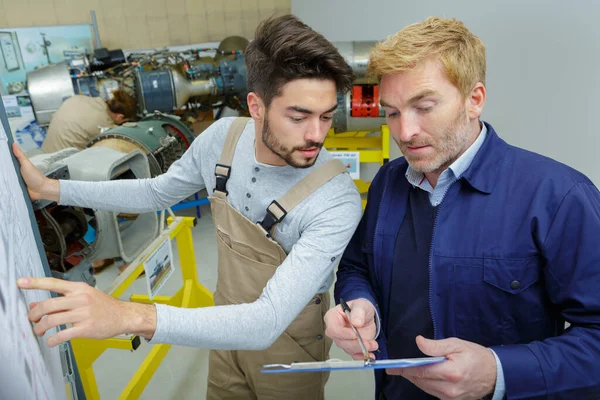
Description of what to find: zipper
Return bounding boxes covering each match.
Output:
[372,170,389,352]
[428,178,457,340]
[373,172,389,287]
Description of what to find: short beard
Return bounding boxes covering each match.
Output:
[403,106,473,174]
[261,115,322,169]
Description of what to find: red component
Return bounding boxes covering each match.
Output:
[163,124,191,148]
[64,242,85,267]
[351,85,380,117]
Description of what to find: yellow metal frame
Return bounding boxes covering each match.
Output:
[70,216,214,400]
[324,125,390,208]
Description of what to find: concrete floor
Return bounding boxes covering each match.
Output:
[91,204,376,400]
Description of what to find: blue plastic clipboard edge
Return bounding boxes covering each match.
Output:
[261,356,446,374]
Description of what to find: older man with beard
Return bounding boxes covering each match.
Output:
[325,16,600,400]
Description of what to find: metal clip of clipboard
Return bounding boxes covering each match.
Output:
[59,342,78,400]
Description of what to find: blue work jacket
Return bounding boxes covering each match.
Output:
[335,123,600,399]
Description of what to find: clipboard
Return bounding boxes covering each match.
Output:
[262,356,446,374]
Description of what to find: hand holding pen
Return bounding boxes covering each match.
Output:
[324,297,379,361]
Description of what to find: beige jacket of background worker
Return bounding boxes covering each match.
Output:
[41,95,115,153]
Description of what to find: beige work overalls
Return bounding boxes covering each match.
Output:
[206,117,346,400]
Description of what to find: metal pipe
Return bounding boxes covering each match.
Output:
[333,41,378,80]
[91,10,101,49]
[171,70,216,107]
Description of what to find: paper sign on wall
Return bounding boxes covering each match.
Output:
[330,151,360,180]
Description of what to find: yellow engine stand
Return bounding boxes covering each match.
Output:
[70,216,213,400]
[324,124,390,209]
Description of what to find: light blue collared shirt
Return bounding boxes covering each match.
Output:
[405,122,505,400]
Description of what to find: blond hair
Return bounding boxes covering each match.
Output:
[368,17,486,98]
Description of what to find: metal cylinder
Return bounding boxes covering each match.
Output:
[91,10,101,48]
[88,113,196,176]
[333,91,386,133]
[171,69,216,108]
[331,42,386,132]
[27,61,75,125]
[135,68,216,114]
[333,41,378,81]
[134,69,176,114]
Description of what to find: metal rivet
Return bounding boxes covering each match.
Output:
[315,298,321,305]
[245,206,249,211]
[251,177,256,183]
[246,193,251,198]
[510,280,521,290]
[316,335,323,340]
[330,257,336,262]
[255,167,259,172]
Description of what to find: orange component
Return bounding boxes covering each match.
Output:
[351,85,380,117]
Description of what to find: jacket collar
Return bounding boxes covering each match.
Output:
[391,121,508,194]
[459,122,508,194]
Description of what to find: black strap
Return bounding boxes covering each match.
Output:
[214,163,231,195]
[259,200,287,237]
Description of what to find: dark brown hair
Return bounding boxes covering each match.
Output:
[107,89,137,119]
[245,14,354,107]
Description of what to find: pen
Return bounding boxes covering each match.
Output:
[340,298,372,364]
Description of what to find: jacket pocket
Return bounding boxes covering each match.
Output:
[453,256,544,346]
[483,257,540,294]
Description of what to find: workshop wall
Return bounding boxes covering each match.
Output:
[293,0,600,187]
[0,0,290,50]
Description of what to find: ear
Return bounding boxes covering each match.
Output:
[247,92,265,122]
[467,82,486,120]
[116,114,127,124]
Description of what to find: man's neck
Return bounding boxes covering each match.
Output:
[424,120,482,188]
[107,110,120,125]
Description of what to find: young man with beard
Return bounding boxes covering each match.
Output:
[325,17,600,400]
[13,15,361,400]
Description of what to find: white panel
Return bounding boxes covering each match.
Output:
[0,113,66,399]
